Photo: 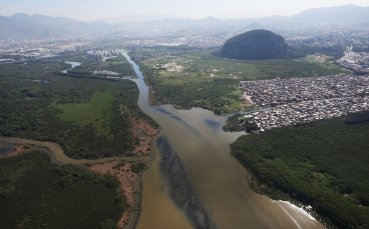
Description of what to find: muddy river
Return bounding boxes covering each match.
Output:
[0,53,326,229]
[123,53,325,229]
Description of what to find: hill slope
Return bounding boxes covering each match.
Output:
[219,29,290,60]
[291,4,369,26]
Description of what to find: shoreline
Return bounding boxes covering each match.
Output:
[0,53,162,229]
[132,53,322,226]
[0,136,149,164]
[0,118,160,229]
[238,159,332,229]
[88,160,145,229]
[156,136,214,229]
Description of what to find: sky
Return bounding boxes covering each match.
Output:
[0,0,369,21]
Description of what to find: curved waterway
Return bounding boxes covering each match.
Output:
[61,61,81,74]
[0,136,146,165]
[124,53,325,229]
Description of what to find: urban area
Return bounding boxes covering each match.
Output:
[336,47,369,74]
[240,74,369,131]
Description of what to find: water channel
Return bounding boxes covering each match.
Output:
[0,54,326,229]
[123,53,326,229]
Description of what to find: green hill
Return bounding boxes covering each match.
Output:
[220,29,290,60]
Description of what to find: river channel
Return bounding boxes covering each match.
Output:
[124,53,325,229]
[0,54,326,229]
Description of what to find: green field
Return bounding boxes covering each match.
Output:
[132,47,350,114]
[0,152,125,229]
[0,52,156,159]
[56,92,115,138]
[231,119,369,228]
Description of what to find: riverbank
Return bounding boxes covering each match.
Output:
[130,118,159,156]
[0,50,161,228]
[246,172,329,227]
[157,136,213,229]
[230,118,369,228]
[126,51,326,229]
[0,114,159,229]
[125,53,212,229]
[89,160,144,229]
[0,151,125,229]
[0,134,157,229]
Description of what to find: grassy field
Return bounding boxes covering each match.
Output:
[230,119,369,228]
[189,49,349,80]
[0,52,156,159]
[56,92,115,139]
[132,47,350,114]
[0,152,125,229]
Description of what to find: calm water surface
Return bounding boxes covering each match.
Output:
[124,53,325,229]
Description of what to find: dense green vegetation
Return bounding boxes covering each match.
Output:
[223,113,259,132]
[231,119,369,228]
[0,152,125,229]
[132,47,349,114]
[219,29,290,60]
[66,55,135,77]
[130,161,147,173]
[0,53,156,159]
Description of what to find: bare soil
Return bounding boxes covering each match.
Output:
[89,160,143,229]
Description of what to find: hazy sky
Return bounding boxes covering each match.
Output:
[0,0,369,21]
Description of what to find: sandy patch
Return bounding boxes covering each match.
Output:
[7,144,31,157]
[89,160,143,229]
[130,119,159,156]
[154,62,184,72]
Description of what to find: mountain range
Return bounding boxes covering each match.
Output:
[1,4,369,40]
[0,13,114,40]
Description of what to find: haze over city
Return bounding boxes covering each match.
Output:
[1,0,369,229]
[1,0,369,21]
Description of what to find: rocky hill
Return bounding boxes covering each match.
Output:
[219,29,290,60]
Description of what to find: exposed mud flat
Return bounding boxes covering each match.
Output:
[0,138,54,159]
[157,136,213,229]
[130,118,159,156]
[136,140,193,229]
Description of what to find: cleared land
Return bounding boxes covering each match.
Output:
[132,47,350,114]
[231,119,369,229]
[56,92,115,139]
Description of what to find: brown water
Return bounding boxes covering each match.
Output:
[137,139,193,229]
[0,54,326,229]
[0,136,146,165]
[125,53,326,229]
